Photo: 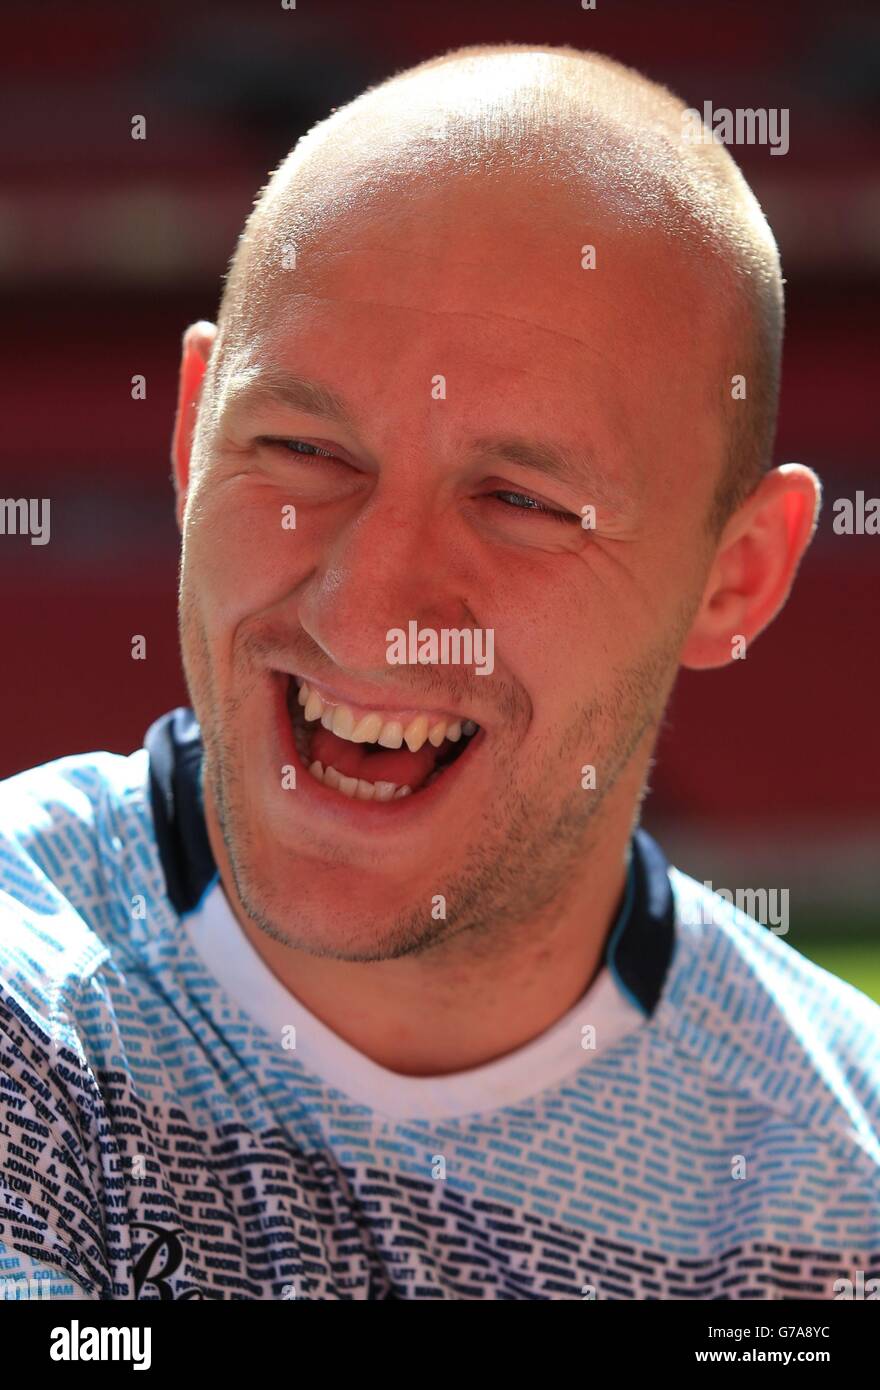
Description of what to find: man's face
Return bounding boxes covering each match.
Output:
[177,172,722,960]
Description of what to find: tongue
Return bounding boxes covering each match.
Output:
[310,727,441,791]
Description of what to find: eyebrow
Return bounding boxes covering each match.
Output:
[220,370,357,431]
[472,435,631,511]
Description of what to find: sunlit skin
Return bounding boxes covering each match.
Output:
[171,166,819,1076]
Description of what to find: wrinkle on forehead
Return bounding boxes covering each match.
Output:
[275,291,616,357]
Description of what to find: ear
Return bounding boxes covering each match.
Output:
[171,321,217,529]
[680,464,822,670]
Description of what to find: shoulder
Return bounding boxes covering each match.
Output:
[0,746,168,1042]
[0,745,151,883]
[658,869,880,1183]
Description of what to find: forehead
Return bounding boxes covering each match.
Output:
[249,169,719,342]
[220,172,727,507]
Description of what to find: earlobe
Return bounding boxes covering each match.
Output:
[679,464,822,672]
[171,321,217,529]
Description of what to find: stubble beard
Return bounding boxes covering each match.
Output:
[187,617,676,966]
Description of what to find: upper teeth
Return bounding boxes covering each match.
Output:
[297,680,475,752]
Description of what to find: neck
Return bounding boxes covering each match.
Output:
[205,795,640,1077]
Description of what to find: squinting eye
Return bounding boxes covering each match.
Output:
[261,437,339,460]
[490,489,580,524]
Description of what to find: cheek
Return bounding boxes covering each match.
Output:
[183,479,309,625]
[486,554,671,764]
[486,560,614,698]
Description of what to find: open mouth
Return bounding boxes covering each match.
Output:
[283,676,481,803]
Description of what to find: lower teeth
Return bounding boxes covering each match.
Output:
[307,760,411,801]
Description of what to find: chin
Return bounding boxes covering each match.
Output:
[235,845,451,961]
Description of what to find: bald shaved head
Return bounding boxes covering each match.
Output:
[215,43,783,531]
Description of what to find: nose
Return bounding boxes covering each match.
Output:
[297,487,466,678]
